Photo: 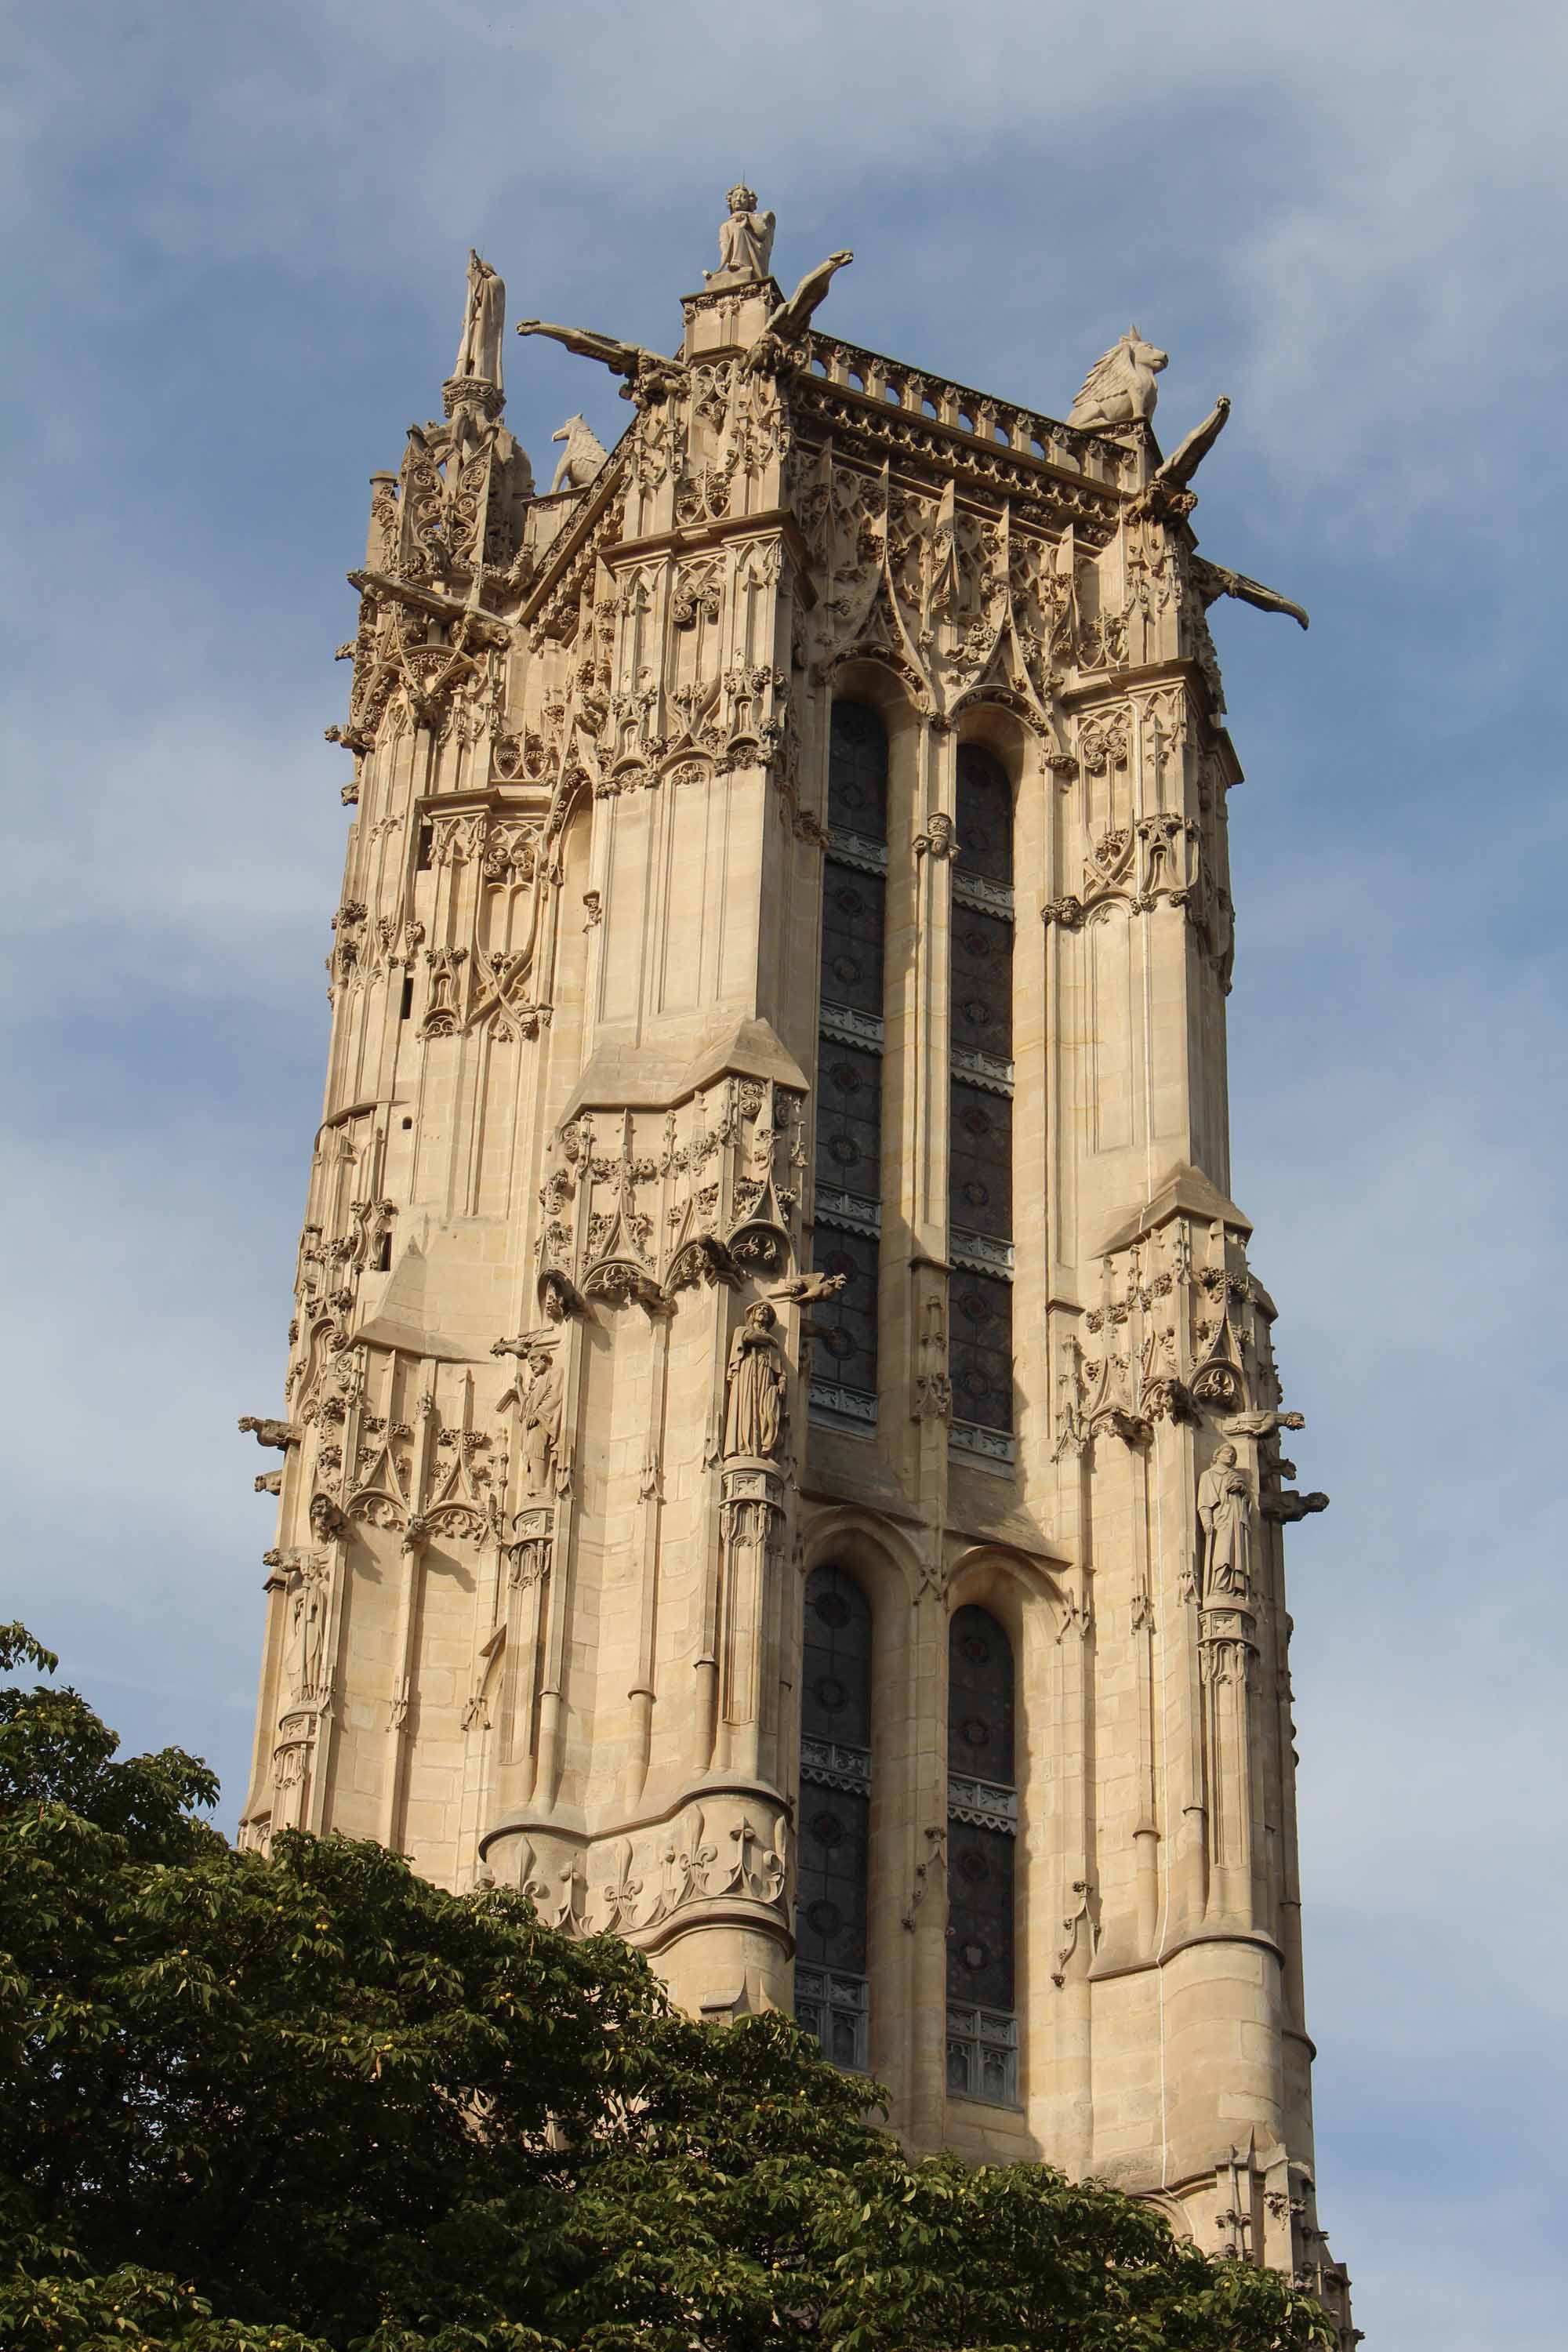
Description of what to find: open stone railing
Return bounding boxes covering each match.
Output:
[803,334,1137,491]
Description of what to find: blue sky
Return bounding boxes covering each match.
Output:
[3,4,1566,2343]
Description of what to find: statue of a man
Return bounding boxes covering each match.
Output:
[706,185,776,285]
[1197,1443,1254,1599]
[285,1556,329,1702]
[723,1301,787,1459]
[455,249,506,387]
[520,1348,564,1496]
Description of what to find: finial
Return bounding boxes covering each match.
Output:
[705,183,776,287]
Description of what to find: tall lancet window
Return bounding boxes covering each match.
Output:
[811,702,887,1432]
[946,1604,1018,2103]
[795,1564,873,2070]
[948,744,1015,1460]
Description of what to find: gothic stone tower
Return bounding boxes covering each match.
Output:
[241,191,1352,2330]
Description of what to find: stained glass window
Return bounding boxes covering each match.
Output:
[946,1604,1018,2102]
[949,745,1015,1450]
[812,704,887,1429]
[796,1564,873,2071]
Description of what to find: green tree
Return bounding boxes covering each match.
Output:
[0,1625,1333,2351]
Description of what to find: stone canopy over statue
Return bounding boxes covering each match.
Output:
[706,183,776,286]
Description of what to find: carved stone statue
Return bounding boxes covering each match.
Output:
[706,183,775,285]
[550,414,608,493]
[1197,1443,1254,1600]
[308,1493,345,1543]
[454,249,506,387]
[519,1348,564,1496]
[740,250,854,375]
[1066,328,1169,430]
[284,1555,330,1702]
[723,1301,787,1459]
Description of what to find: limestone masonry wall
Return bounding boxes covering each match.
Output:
[239,198,1352,2341]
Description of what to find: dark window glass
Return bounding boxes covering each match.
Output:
[950,909,1014,1061]
[808,1228,880,1396]
[946,1606,1015,2016]
[814,1044,883,1198]
[949,1082,1013,1241]
[946,1820,1015,2009]
[820,873,886,1018]
[797,1566,872,1979]
[948,1604,1015,1783]
[814,704,887,1411]
[949,745,1014,1437]
[802,1563,872,1747]
[828,702,888,842]
[954,743,1011,882]
[949,1272,1014,1433]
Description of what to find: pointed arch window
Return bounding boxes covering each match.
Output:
[949,744,1015,1461]
[946,1603,1018,2103]
[811,703,887,1432]
[795,1563,873,2071]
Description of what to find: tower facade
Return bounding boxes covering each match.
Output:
[241,192,1352,2330]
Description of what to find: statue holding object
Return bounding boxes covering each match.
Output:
[706,183,776,285]
[723,1302,787,1461]
[454,250,506,388]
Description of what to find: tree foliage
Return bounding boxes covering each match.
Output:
[0,1624,1333,2351]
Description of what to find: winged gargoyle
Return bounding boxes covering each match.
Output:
[514,318,688,404]
[740,249,854,375]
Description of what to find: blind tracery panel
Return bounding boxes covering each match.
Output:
[811,703,888,1431]
[946,1603,1018,2103]
[796,1563,873,2072]
[949,746,1015,1456]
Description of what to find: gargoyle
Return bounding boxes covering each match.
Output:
[1192,556,1310,631]
[515,319,688,404]
[239,1415,301,1450]
[740,249,855,375]
[1133,396,1232,521]
[766,1271,848,1304]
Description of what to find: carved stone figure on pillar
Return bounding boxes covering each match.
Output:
[284,1556,329,1703]
[455,249,506,387]
[519,1348,564,1496]
[1197,1443,1254,1599]
[724,1301,786,1460]
[706,184,776,285]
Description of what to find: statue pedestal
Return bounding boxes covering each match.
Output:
[680,279,781,359]
[442,375,504,421]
